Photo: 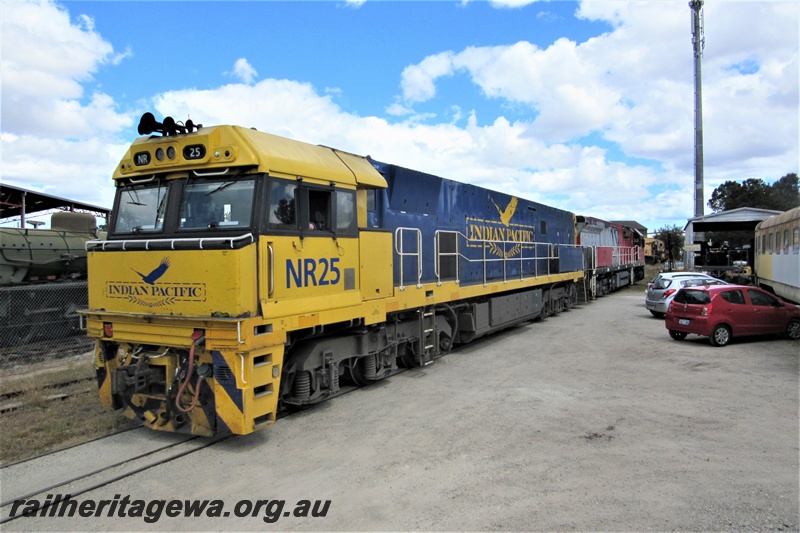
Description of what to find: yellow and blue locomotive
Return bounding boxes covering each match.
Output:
[84,113,584,436]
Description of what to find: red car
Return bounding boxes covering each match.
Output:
[665,284,800,347]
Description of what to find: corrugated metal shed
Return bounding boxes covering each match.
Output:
[0,184,109,226]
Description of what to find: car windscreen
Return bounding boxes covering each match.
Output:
[673,289,711,305]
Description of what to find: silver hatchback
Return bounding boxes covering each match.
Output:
[645,275,728,318]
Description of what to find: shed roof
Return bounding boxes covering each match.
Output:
[684,207,784,233]
[0,183,110,226]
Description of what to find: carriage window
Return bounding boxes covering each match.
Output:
[336,190,356,233]
[180,178,255,230]
[768,233,774,253]
[114,181,169,234]
[776,231,781,252]
[269,181,298,230]
[794,228,799,248]
[784,229,790,252]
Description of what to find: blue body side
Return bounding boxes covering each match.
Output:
[367,159,583,288]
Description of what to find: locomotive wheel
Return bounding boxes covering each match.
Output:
[345,356,378,386]
[565,285,578,309]
[438,332,452,354]
[397,345,418,368]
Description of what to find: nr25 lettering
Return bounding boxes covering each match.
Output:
[286,258,341,288]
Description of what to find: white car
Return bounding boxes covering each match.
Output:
[645,273,728,318]
[646,271,720,291]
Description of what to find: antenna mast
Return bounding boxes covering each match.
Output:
[690,0,705,217]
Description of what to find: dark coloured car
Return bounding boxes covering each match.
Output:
[665,285,800,347]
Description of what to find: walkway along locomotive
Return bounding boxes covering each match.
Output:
[84,113,640,436]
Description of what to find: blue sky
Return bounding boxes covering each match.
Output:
[2,0,798,232]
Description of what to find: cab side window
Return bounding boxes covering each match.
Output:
[336,190,356,233]
[308,189,331,231]
[269,181,298,230]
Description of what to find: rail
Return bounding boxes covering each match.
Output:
[85,233,255,252]
[583,245,644,270]
[394,228,423,290]
[433,229,582,287]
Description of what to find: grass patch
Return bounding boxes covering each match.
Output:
[0,354,137,465]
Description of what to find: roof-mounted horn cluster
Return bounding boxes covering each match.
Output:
[137,112,203,137]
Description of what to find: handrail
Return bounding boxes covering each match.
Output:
[430,229,583,286]
[85,232,255,251]
[394,227,422,290]
[268,244,274,297]
[584,244,644,270]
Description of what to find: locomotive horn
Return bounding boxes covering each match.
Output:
[138,112,201,136]
[185,119,202,132]
[137,112,161,135]
[162,116,178,136]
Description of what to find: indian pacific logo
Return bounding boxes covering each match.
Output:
[132,257,170,285]
[466,196,535,259]
[105,257,207,307]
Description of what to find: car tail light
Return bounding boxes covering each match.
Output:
[701,304,712,316]
[661,289,677,300]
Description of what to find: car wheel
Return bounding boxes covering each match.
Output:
[649,310,665,318]
[710,324,731,347]
[669,330,687,341]
[786,318,800,340]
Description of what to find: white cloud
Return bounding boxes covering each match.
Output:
[397,0,798,222]
[400,52,456,103]
[229,58,258,85]
[2,0,796,234]
[1,0,129,137]
[489,0,542,8]
[0,0,132,211]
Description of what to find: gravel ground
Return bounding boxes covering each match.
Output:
[3,288,798,531]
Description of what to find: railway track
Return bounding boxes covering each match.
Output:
[0,377,95,414]
[0,427,228,524]
[0,338,486,525]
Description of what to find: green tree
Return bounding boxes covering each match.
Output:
[708,173,799,212]
[770,173,799,211]
[653,225,684,267]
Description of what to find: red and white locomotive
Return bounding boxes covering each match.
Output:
[577,216,645,298]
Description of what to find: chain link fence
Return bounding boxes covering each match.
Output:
[0,281,93,374]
